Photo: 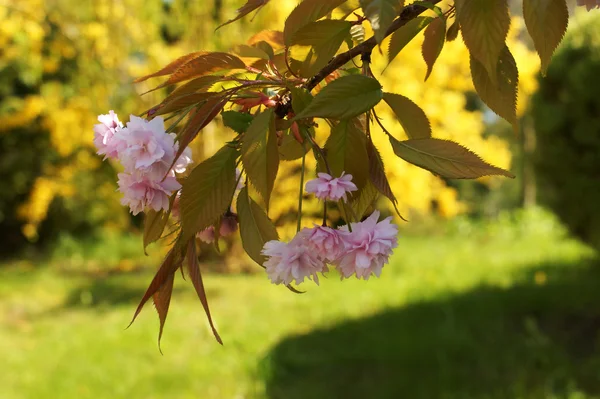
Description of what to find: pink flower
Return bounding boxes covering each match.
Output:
[219,213,238,237]
[334,211,398,280]
[93,110,123,159]
[299,225,344,262]
[262,235,327,285]
[577,0,600,10]
[174,147,193,174]
[117,115,177,179]
[305,172,358,202]
[117,172,181,215]
[197,226,215,243]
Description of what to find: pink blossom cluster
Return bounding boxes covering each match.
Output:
[577,0,600,10]
[305,172,357,202]
[93,111,192,215]
[262,211,398,285]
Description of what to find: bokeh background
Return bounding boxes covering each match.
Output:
[1,1,600,398]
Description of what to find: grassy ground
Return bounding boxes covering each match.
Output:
[1,209,599,399]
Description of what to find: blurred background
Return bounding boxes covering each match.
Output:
[1,1,600,398]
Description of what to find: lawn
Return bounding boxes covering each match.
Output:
[1,209,599,399]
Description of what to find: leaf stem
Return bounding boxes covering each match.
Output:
[297,145,307,233]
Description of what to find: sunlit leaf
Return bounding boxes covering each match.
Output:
[350,180,378,219]
[294,75,382,120]
[284,0,348,45]
[421,16,446,81]
[382,92,431,139]
[350,24,366,44]
[160,52,246,88]
[359,0,405,44]
[389,136,515,179]
[186,240,222,344]
[248,30,285,49]
[470,45,518,131]
[221,110,254,133]
[523,0,568,75]
[279,131,309,161]
[325,119,369,193]
[455,0,510,84]
[180,146,238,240]
[241,109,279,209]
[134,52,204,83]
[289,86,313,115]
[291,19,352,77]
[367,139,403,217]
[388,16,433,66]
[216,0,270,30]
[236,186,279,266]
[153,92,216,116]
[233,44,271,59]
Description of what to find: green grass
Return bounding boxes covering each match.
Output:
[1,209,599,399]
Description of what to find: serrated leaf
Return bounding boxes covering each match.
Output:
[159,75,223,99]
[153,92,216,116]
[389,137,515,179]
[325,119,369,193]
[233,44,271,59]
[186,240,222,344]
[216,0,269,30]
[383,92,431,139]
[456,0,510,84]
[222,110,254,133]
[388,16,433,67]
[422,16,446,81]
[241,109,279,209]
[236,186,279,266]
[248,30,284,49]
[367,139,403,217]
[289,86,313,115]
[284,0,348,45]
[170,96,227,171]
[180,146,238,240]
[134,52,204,83]
[294,75,382,120]
[160,53,246,88]
[291,19,352,77]
[152,270,174,352]
[523,0,568,75]
[446,19,459,42]
[360,0,405,44]
[470,45,518,131]
[129,240,185,328]
[279,132,309,161]
[255,41,276,59]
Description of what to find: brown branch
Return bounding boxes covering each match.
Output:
[304,1,442,91]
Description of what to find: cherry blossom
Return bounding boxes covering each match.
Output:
[305,172,357,202]
[117,172,181,215]
[299,225,344,262]
[93,110,123,159]
[262,235,327,285]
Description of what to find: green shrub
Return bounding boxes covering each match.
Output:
[531,14,600,250]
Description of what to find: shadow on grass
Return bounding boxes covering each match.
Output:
[262,259,600,399]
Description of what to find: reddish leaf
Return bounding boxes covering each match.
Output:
[134,52,205,83]
[154,92,217,117]
[422,16,446,81]
[160,53,246,88]
[248,30,285,49]
[186,240,222,344]
[446,19,460,42]
[143,204,173,255]
[152,271,175,352]
[217,0,270,30]
[129,240,185,327]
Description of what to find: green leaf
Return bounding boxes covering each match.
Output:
[367,139,403,218]
[359,0,405,44]
[325,119,369,193]
[350,180,378,219]
[289,86,313,115]
[233,44,271,59]
[445,19,460,42]
[291,19,352,77]
[186,240,222,344]
[216,0,270,30]
[236,186,279,266]
[221,110,254,133]
[421,16,446,81]
[241,109,279,209]
[180,146,238,240]
[383,92,431,139]
[143,203,172,254]
[294,75,383,120]
[350,25,366,44]
[455,0,510,84]
[523,0,568,76]
[389,136,515,179]
[387,16,433,67]
[470,45,519,131]
[284,0,348,45]
[279,128,310,161]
